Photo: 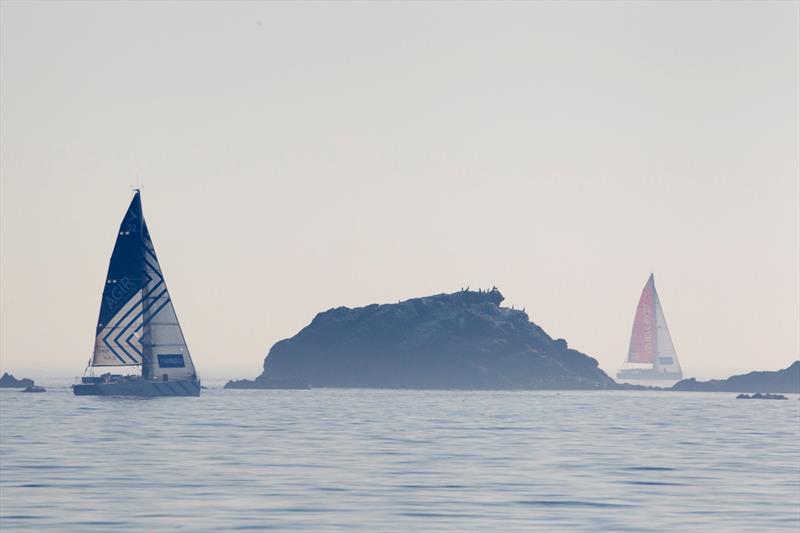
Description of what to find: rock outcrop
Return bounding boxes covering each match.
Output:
[735,393,787,400]
[228,289,616,390]
[0,373,34,389]
[672,361,800,393]
[224,377,310,390]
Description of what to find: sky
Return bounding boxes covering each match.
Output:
[1,1,798,382]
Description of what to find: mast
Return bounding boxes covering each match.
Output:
[136,190,152,379]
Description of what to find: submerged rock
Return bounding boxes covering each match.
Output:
[0,373,34,389]
[673,361,800,393]
[231,288,615,390]
[224,378,310,390]
[735,393,787,400]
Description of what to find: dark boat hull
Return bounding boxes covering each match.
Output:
[73,379,200,397]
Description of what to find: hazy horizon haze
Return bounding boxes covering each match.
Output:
[1,1,798,382]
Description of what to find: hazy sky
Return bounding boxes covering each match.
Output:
[1,1,798,381]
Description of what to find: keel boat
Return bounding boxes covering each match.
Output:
[73,191,200,397]
[617,274,683,381]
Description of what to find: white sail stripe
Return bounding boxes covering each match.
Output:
[99,278,169,365]
[110,315,144,363]
[106,286,158,363]
[94,290,144,365]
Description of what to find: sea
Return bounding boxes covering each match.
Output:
[1,384,798,532]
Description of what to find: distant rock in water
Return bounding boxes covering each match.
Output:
[735,393,787,400]
[0,373,34,389]
[224,377,310,390]
[231,288,615,390]
[21,385,46,393]
[672,361,800,393]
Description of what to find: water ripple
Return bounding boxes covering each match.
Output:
[1,388,798,532]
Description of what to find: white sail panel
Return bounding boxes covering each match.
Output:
[93,287,144,366]
[141,234,196,380]
[147,299,196,380]
[653,289,681,375]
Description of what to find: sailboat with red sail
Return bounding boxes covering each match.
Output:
[617,274,683,381]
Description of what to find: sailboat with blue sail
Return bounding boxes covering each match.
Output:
[73,190,200,397]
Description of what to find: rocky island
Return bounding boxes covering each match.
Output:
[226,288,616,390]
[735,393,787,400]
[0,372,34,389]
[672,361,800,393]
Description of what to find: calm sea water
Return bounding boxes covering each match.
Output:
[1,386,798,532]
